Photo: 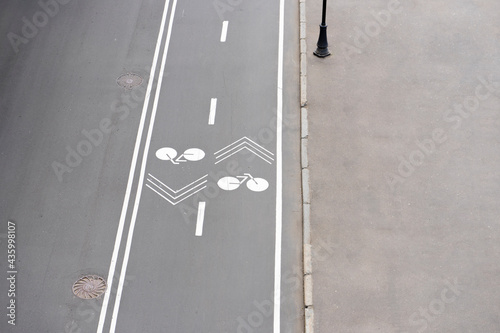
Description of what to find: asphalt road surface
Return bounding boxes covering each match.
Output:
[0,0,301,332]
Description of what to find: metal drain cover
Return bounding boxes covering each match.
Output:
[117,73,143,89]
[72,275,107,299]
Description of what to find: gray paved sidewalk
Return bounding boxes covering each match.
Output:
[306,1,500,332]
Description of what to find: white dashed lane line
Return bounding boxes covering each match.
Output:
[209,98,217,125]
[220,21,228,42]
[195,202,206,236]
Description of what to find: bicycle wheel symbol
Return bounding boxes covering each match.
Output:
[155,147,205,164]
[217,177,240,191]
[246,177,269,192]
[217,174,269,192]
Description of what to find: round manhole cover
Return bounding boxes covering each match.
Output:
[72,275,107,299]
[117,73,143,89]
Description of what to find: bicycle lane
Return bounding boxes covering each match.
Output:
[106,0,297,332]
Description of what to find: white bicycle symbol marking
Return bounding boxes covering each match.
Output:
[155,147,205,165]
[217,173,269,192]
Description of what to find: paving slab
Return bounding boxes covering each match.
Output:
[306,1,500,332]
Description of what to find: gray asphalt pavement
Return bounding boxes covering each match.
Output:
[0,0,302,332]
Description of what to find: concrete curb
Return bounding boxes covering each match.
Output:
[299,0,313,332]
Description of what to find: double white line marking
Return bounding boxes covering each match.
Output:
[96,0,178,332]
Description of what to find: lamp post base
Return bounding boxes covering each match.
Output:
[313,24,331,58]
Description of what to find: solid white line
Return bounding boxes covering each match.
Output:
[109,0,178,332]
[209,98,217,125]
[274,0,285,331]
[195,202,206,236]
[96,0,171,332]
[220,21,229,42]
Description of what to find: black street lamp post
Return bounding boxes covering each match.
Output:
[314,0,331,57]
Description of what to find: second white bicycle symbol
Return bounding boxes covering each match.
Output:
[217,173,269,192]
[155,147,205,164]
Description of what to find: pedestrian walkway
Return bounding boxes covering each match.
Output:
[305,1,500,332]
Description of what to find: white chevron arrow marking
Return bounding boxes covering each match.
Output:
[214,137,274,164]
[145,174,207,205]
